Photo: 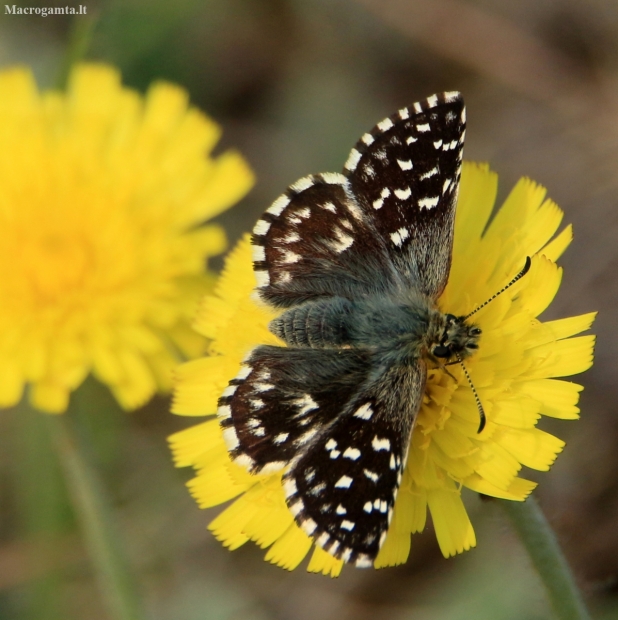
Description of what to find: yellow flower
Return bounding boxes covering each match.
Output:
[170,162,595,576]
[0,63,254,413]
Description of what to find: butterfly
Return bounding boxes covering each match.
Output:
[217,92,480,567]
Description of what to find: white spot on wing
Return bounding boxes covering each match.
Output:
[253,219,271,236]
[321,172,348,186]
[419,196,440,210]
[417,123,430,132]
[236,365,252,380]
[390,227,410,247]
[377,118,394,132]
[221,385,237,397]
[301,518,318,535]
[274,432,289,444]
[325,439,337,451]
[335,475,353,489]
[281,249,301,264]
[364,469,379,482]
[413,102,422,113]
[336,504,347,515]
[267,195,290,216]
[296,428,318,446]
[340,520,355,531]
[406,136,417,144]
[353,403,373,420]
[289,500,303,516]
[344,148,362,171]
[255,269,270,288]
[372,436,391,451]
[343,447,361,460]
[426,94,438,108]
[420,166,438,180]
[259,461,286,474]
[283,477,297,497]
[372,187,391,210]
[394,187,411,200]
[442,179,452,194]
[363,501,373,513]
[252,244,266,262]
[233,454,255,469]
[330,227,354,253]
[346,200,364,221]
[293,394,319,415]
[217,404,231,419]
[433,139,442,149]
[361,133,374,145]
[356,555,372,568]
[222,427,239,450]
[397,159,413,171]
[290,176,314,193]
[321,202,337,213]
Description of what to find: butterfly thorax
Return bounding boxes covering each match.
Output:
[269,294,481,364]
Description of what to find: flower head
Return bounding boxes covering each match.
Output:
[0,64,253,412]
[170,162,595,576]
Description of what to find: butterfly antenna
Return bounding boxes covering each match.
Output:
[464,256,532,320]
[456,353,486,433]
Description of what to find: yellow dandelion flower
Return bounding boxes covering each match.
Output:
[170,162,595,577]
[0,63,254,413]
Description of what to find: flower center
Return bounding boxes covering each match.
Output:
[24,229,91,299]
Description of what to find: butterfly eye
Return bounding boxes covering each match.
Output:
[445,314,457,323]
[466,343,478,350]
[433,345,450,358]
[470,327,481,336]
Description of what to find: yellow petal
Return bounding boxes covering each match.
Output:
[525,335,596,379]
[464,474,536,500]
[168,418,221,467]
[264,524,312,570]
[427,485,476,558]
[516,378,583,419]
[307,547,344,577]
[493,427,564,471]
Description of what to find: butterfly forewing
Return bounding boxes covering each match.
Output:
[344,92,465,298]
[283,361,426,566]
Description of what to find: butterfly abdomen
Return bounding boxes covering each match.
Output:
[269,297,354,348]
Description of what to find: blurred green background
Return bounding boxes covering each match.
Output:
[0,0,617,618]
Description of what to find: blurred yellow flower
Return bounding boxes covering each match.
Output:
[170,162,595,576]
[0,64,254,413]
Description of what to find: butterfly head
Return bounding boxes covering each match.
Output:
[430,313,481,362]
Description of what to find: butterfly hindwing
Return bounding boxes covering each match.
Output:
[344,92,465,299]
[218,345,372,474]
[282,360,427,567]
[251,173,398,308]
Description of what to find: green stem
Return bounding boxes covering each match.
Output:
[501,497,591,620]
[55,11,98,88]
[47,414,146,620]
